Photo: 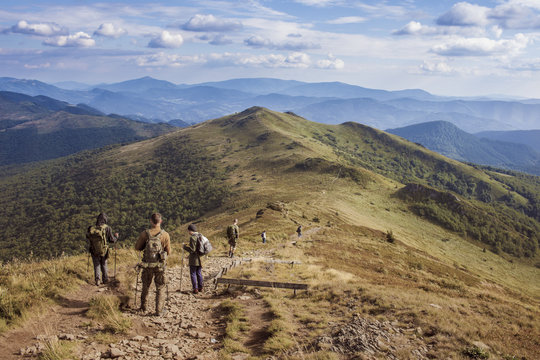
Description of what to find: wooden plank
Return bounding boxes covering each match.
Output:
[216,277,308,290]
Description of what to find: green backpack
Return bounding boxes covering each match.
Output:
[226,225,236,239]
[143,230,163,263]
[87,224,108,257]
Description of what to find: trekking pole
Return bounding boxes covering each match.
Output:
[134,266,140,308]
[179,243,185,292]
[113,242,117,280]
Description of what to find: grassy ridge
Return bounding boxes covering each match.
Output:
[0,135,230,261]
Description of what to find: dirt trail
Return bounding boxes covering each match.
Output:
[1,252,275,360]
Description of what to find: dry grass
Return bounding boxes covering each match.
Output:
[86,295,131,334]
[219,299,250,357]
[38,337,76,360]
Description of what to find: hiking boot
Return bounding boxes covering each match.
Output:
[198,287,203,293]
[193,289,199,294]
[95,279,101,286]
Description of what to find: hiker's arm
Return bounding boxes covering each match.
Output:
[134,232,146,251]
[163,234,171,255]
[106,226,118,243]
[183,236,195,253]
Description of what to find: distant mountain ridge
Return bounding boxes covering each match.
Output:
[387,121,540,175]
[1,76,540,131]
[476,130,540,153]
[0,91,175,165]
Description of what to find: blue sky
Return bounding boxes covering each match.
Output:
[1,0,540,97]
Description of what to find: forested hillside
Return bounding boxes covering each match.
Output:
[0,107,538,262]
[0,91,175,165]
[0,137,229,260]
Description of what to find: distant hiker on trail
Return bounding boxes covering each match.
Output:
[184,224,204,294]
[86,213,118,286]
[226,219,239,258]
[135,213,171,316]
[261,230,267,244]
[296,225,302,238]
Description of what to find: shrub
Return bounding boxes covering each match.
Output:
[386,230,395,243]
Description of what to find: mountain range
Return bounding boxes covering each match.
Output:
[1,107,538,358]
[387,121,540,175]
[2,76,540,132]
[0,91,175,165]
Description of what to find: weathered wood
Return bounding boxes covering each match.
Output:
[216,277,308,290]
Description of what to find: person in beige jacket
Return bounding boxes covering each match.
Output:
[135,213,171,315]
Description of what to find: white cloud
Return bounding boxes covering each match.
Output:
[94,23,127,38]
[316,54,344,69]
[419,61,455,74]
[148,31,184,48]
[503,58,540,71]
[437,2,490,27]
[43,32,95,47]
[393,21,437,36]
[436,1,540,30]
[431,33,529,56]
[488,1,540,29]
[10,20,67,37]
[136,51,313,69]
[327,16,366,24]
[182,14,242,32]
[24,62,51,69]
[292,0,338,7]
[198,34,233,45]
[244,35,320,50]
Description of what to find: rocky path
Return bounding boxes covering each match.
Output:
[87,256,235,360]
[10,254,254,360]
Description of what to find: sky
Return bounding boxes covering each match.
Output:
[1,0,540,98]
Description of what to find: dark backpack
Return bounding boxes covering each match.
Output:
[226,225,236,239]
[196,233,213,256]
[143,230,163,263]
[87,224,108,257]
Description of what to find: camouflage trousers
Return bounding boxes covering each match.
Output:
[140,266,166,314]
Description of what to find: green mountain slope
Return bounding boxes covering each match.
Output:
[0,91,176,165]
[0,107,537,262]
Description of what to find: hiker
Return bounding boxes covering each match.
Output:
[86,213,118,286]
[135,213,171,315]
[183,224,204,294]
[296,225,302,238]
[261,230,267,244]
[226,219,239,258]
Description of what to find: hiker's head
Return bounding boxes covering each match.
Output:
[96,212,108,226]
[188,223,197,234]
[150,213,162,226]
[234,218,238,225]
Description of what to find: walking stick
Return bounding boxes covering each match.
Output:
[134,266,140,308]
[179,243,185,292]
[113,242,117,280]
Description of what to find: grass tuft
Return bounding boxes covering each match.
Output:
[86,295,131,334]
[38,338,75,360]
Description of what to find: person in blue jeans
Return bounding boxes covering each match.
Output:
[183,223,203,294]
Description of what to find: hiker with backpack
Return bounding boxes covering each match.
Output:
[183,223,212,294]
[226,219,239,258]
[296,225,302,238]
[135,213,171,315]
[261,230,267,244]
[86,213,118,286]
